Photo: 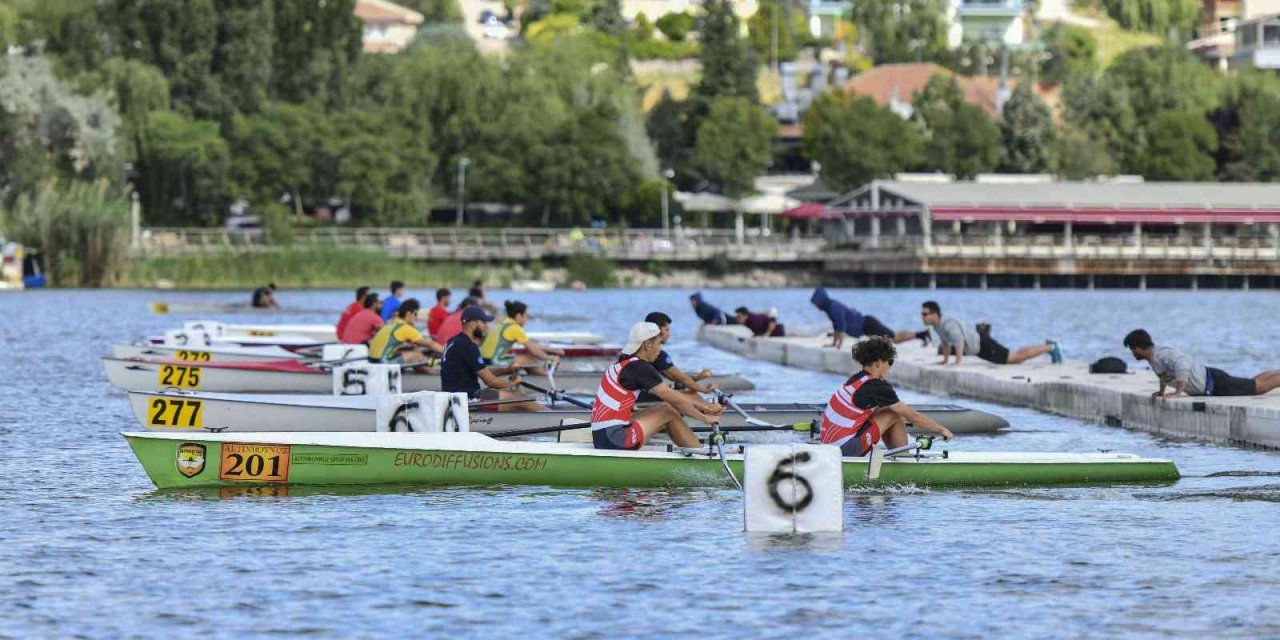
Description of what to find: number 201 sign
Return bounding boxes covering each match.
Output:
[219,443,291,482]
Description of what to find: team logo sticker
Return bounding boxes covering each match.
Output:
[177,443,207,478]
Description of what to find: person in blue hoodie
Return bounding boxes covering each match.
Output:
[688,292,730,326]
[810,287,924,349]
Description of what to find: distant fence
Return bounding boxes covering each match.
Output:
[133,227,829,263]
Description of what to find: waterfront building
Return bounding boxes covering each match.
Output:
[355,0,425,54]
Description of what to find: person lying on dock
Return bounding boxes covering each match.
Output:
[1123,329,1280,398]
[251,283,278,309]
[481,300,565,376]
[733,307,786,337]
[441,306,540,411]
[642,312,718,395]
[810,287,921,348]
[336,286,370,339]
[340,292,384,345]
[369,299,445,365]
[590,322,724,450]
[689,292,729,325]
[819,336,953,456]
[920,301,1061,366]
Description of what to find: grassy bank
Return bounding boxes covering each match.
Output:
[121,249,511,289]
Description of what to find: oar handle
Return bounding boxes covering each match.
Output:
[520,381,592,410]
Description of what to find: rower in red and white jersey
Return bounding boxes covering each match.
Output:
[820,336,954,456]
[590,322,724,450]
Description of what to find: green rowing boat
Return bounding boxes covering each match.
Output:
[124,431,1180,491]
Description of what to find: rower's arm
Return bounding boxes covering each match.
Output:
[524,341,564,359]
[766,320,777,336]
[478,368,522,390]
[664,365,713,393]
[889,403,953,440]
[649,384,719,423]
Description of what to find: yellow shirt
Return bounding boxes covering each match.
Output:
[369,319,424,362]
[480,319,528,365]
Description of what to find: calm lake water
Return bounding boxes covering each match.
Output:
[2,287,1279,638]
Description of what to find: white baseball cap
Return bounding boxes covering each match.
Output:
[622,321,662,355]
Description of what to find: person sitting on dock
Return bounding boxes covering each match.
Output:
[643,312,718,395]
[920,301,1061,366]
[481,300,565,376]
[733,307,786,337]
[369,299,444,365]
[381,280,406,321]
[340,293,384,345]
[251,283,278,309]
[820,336,953,456]
[810,287,921,348]
[590,322,724,450]
[336,286,370,338]
[1123,329,1280,398]
[428,288,451,338]
[689,292,729,325]
[441,306,539,410]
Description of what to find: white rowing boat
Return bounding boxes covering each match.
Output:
[102,357,756,394]
[113,342,306,363]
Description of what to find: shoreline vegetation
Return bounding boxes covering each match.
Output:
[119,249,804,290]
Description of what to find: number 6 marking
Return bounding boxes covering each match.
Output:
[767,452,814,512]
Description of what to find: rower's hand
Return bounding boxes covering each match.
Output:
[701,382,718,393]
[551,348,566,356]
[704,403,724,415]
[509,375,524,387]
[695,369,712,380]
[938,428,954,441]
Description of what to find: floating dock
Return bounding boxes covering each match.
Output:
[701,325,1280,449]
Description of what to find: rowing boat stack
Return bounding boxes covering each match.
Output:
[123,431,1181,491]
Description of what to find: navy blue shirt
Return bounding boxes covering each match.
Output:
[441,333,487,395]
[653,349,674,372]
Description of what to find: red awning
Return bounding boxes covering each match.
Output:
[929,206,1280,225]
[780,203,836,219]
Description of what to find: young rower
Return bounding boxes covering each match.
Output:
[481,300,565,375]
[643,312,718,395]
[441,307,540,410]
[336,285,370,338]
[427,288,451,339]
[591,322,724,450]
[368,299,444,364]
[381,280,406,321]
[340,292,384,345]
[820,336,953,456]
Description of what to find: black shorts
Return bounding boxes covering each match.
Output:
[977,333,1010,365]
[467,388,500,401]
[1207,367,1257,396]
[861,315,894,339]
[592,422,645,450]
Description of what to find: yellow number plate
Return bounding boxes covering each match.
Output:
[175,350,212,362]
[158,365,202,389]
[247,329,276,337]
[146,397,203,429]
[219,443,291,482]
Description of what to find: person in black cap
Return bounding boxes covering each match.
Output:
[251,283,278,309]
[441,306,539,410]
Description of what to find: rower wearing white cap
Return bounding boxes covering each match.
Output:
[590,322,724,450]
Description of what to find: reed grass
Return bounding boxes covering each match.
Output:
[1,179,131,286]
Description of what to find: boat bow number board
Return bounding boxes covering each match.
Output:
[175,350,212,362]
[148,397,203,428]
[158,364,202,389]
[218,443,291,482]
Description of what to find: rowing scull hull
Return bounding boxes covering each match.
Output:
[127,391,1007,435]
[103,358,754,394]
[123,431,1180,490]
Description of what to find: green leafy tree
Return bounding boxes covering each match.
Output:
[0,4,19,50]
[588,0,626,36]
[212,0,274,117]
[1000,83,1055,173]
[634,12,655,40]
[1106,46,1222,126]
[647,90,692,171]
[269,0,362,109]
[747,2,809,64]
[802,92,924,191]
[655,11,694,42]
[851,0,949,64]
[1040,24,1097,85]
[227,102,324,212]
[1211,73,1280,182]
[1138,110,1217,181]
[525,102,644,225]
[1062,71,1142,171]
[694,96,776,197]
[1051,125,1117,179]
[912,74,1001,178]
[1099,0,1200,37]
[320,108,435,225]
[134,111,230,225]
[402,0,465,24]
[107,0,224,120]
[693,0,759,108]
